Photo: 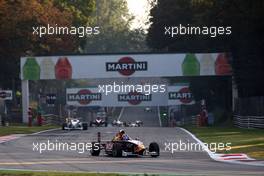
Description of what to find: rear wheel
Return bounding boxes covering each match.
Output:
[112,143,122,157]
[138,149,144,156]
[62,123,67,130]
[82,123,88,130]
[149,142,160,157]
[91,142,100,156]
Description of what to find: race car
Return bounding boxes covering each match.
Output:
[144,107,152,112]
[127,120,143,127]
[112,119,127,127]
[62,118,88,130]
[135,120,143,126]
[90,132,160,157]
[90,117,108,127]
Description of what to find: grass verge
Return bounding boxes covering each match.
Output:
[0,125,59,136]
[185,126,264,159]
[0,170,128,176]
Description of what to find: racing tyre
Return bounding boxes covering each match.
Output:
[138,150,144,156]
[62,123,67,130]
[112,143,122,157]
[82,123,88,130]
[91,142,100,156]
[149,142,159,157]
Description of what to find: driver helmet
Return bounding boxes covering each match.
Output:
[119,129,125,134]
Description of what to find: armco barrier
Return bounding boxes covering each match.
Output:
[234,115,264,129]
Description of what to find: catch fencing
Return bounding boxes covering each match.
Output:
[42,114,61,125]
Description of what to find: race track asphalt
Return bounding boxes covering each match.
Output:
[0,107,263,175]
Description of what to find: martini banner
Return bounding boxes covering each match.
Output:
[21,53,232,80]
[168,85,195,105]
[66,85,194,107]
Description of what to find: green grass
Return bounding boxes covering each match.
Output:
[185,126,264,159]
[0,170,126,176]
[0,125,59,136]
[0,170,169,176]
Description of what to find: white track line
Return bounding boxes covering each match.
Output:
[0,168,174,176]
[117,107,124,121]
[0,128,59,144]
[157,106,162,127]
[180,127,264,167]
[29,128,60,135]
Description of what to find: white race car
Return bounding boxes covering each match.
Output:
[144,107,152,112]
[128,120,143,127]
[112,120,127,127]
[62,118,88,130]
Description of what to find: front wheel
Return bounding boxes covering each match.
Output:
[149,142,160,157]
[62,123,67,130]
[91,142,100,156]
[112,143,122,157]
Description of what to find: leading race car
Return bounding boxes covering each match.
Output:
[144,107,152,112]
[62,118,88,130]
[112,119,127,127]
[126,120,143,127]
[90,132,159,157]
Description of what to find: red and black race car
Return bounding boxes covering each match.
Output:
[90,117,108,127]
[90,132,159,157]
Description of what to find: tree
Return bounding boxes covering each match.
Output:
[147,0,232,52]
[54,0,95,26]
[0,0,95,89]
[147,0,264,97]
[53,0,96,48]
[84,0,150,53]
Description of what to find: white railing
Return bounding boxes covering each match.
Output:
[234,115,264,129]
